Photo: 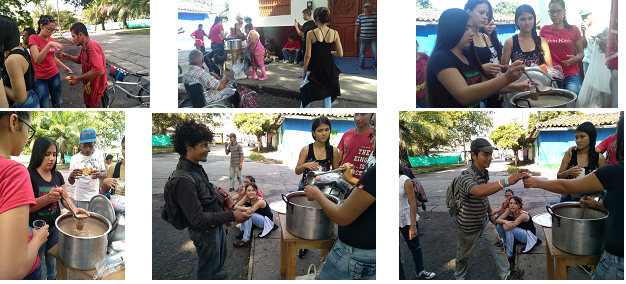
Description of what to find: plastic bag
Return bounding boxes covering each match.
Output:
[110,194,125,214]
[232,62,247,80]
[93,252,125,280]
[577,42,612,108]
[547,65,565,79]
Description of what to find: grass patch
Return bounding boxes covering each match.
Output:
[56,164,70,170]
[507,166,521,174]
[249,153,265,161]
[412,163,465,175]
[153,146,174,154]
[115,29,150,35]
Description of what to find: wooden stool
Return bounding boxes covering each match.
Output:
[543,227,600,279]
[278,213,335,280]
[47,244,125,280]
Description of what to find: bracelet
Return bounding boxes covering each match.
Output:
[498,180,504,189]
[504,178,509,187]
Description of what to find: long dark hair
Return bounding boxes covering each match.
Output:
[311,116,334,163]
[616,116,623,162]
[212,16,222,28]
[514,5,544,64]
[509,196,523,208]
[28,137,58,173]
[575,122,598,168]
[464,0,493,24]
[479,20,503,63]
[0,15,21,67]
[549,0,572,29]
[37,15,56,34]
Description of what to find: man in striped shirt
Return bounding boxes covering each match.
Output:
[355,2,377,71]
[454,138,529,280]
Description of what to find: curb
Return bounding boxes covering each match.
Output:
[414,165,465,175]
[247,236,255,280]
[239,83,376,105]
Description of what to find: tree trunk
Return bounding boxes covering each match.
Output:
[58,137,64,165]
[399,143,410,167]
[513,149,519,166]
[256,134,262,152]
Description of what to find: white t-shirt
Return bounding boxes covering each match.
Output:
[69,151,105,202]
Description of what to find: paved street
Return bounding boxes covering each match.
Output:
[400,159,590,280]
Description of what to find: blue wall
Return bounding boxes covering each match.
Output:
[536,128,615,167]
[278,118,355,159]
[416,23,518,57]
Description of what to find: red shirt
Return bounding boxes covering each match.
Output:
[191,29,209,46]
[77,39,107,107]
[416,52,429,100]
[597,134,618,165]
[209,25,223,44]
[283,41,301,54]
[0,157,39,276]
[540,25,582,77]
[28,34,59,79]
[338,128,373,179]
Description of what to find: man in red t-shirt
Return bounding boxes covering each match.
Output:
[416,41,429,108]
[190,24,209,53]
[60,22,107,108]
[281,35,301,63]
[338,113,373,179]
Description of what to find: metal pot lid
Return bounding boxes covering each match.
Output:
[533,213,552,227]
[88,194,116,225]
[269,200,286,214]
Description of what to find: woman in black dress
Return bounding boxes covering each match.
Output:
[300,7,343,108]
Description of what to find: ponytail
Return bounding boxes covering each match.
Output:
[37,15,56,34]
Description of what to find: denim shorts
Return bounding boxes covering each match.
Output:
[315,238,376,280]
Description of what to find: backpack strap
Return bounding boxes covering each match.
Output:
[177,164,226,207]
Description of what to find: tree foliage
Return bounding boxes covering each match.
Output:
[2,0,42,29]
[80,0,149,29]
[493,1,521,17]
[490,122,526,165]
[416,0,434,9]
[527,111,585,132]
[232,113,277,151]
[152,113,223,136]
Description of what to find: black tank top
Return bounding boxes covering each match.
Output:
[567,150,603,198]
[301,143,332,183]
[244,199,273,220]
[511,35,544,67]
[517,212,536,235]
[309,28,335,66]
[1,48,35,91]
[113,162,122,178]
[474,33,493,65]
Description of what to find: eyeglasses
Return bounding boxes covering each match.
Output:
[18,116,36,140]
[367,122,375,129]
[548,9,564,15]
[487,23,496,27]
[44,27,55,33]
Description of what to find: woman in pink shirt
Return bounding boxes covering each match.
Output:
[29,15,73,108]
[539,0,584,95]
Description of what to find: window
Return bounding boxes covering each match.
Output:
[258,0,291,17]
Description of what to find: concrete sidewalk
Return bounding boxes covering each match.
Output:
[178,49,377,106]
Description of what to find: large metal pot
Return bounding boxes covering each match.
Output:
[282,192,339,240]
[56,212,112,270]
[546,202,608,255]
[509,89,577,108]
[225,39,242,50]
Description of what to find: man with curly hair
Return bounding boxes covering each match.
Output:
[168,118,251,279]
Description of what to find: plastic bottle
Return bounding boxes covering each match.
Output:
[93,252,125,280]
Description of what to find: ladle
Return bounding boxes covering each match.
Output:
[522,69,541,94]
[580,195,588,219]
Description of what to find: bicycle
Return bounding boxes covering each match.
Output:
[104,63,150,108]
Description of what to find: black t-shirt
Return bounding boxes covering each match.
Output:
[426,49,482,108]
[28,169,65,228]
[595,162,624,257]
[301,20,318,50]
[338,165,376,249]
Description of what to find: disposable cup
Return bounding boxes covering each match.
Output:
[33,220,46,230]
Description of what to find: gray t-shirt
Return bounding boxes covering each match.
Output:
[455,164,490,233]
[227,142,243,167]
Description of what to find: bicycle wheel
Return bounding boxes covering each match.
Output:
[104,85,116,108]
[138,82,150,107]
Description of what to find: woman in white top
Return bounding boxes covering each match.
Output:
[399,165,435,279]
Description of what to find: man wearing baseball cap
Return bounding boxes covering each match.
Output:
[68,128,106,210]
[452,138,529,280]
[225,133,243,192]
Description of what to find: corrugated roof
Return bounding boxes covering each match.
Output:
[178,2,210,13]
[416,9,515,24]
[271,113,356,129]
[527,112,620,141]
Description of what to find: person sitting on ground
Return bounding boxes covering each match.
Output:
[232,182,277,247]
[182,49,231,105]
[282,35,301,64]
[489,189,525,221]
[495,196,539,264]
[264,39,275,64]
[232,175,263,202]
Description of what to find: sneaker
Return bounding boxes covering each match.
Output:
[229,188,235,192]
[299,62,304,66]
[233,240,250,247]
[248,74,258,79]
[235,232,244,239]
[578,265,592,276]
[283,60,289,64]
[294,61,300,65]
[506,269,524,280]
[298,249,308,258]
[417,270,436,279]
[214,270,228,280]
[359,66,364,70]
[258,75,268,80]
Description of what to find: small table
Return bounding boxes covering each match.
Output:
[48,244,125,280]
[278,213,335,280]
[543,227,600,279]
[225,47,247,66]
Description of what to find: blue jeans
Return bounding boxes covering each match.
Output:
[593,250,624,280]
[229,166,242,190]
[242,212,266,241]
[358,38,377,68]
[282,49,301,62]
[556,72,582,95]
[400,223,425,273]
[22,259,42,280]
[37,226,58,280]
[10,89,40,108]
[35,73,63,108]
[188,226,227,280]
[496,225,527,258]
[300,96,332,108]
[315,238,376,280]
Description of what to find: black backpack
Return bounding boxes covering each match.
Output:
[161,170,196,230]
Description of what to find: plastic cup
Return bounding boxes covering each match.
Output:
[529,89,539,101]
[33,220,46,230]
[75,217,87,230]
[577,167,585,179]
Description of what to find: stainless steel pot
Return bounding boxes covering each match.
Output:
[546,202,608,255]
[56,212,112,270]
[225,39,242,50]
[509,89,577,108]
[110,213,125,242]
[282,192,338,240]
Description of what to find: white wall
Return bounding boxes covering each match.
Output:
[229,0,328,27]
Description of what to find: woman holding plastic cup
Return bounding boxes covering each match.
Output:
[0,111,50,279]
[556,122,606,202]
[27,136,89,280]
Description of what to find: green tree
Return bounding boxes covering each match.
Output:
[399,111,452,166]
[232,113,277,152]
[58,10,78,30]
[527,111,585,132]
[416,0,434,9]
[490,122,526,166]
[152,113,223,136]
[117,0,150,29]
[447,111,494,162]
[63,0,97,10]
[493,1,521,17]
[2,0,42,29]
